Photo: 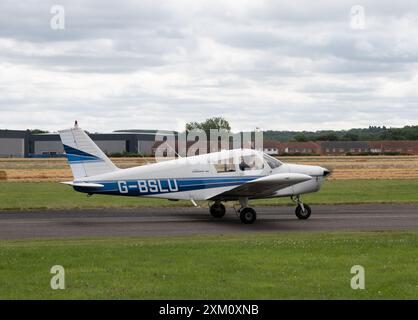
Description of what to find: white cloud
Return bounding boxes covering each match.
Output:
[0,0,417,132]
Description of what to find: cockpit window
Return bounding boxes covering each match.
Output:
[263,154,282,169]
[239,154,264,171]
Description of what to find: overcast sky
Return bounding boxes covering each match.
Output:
[0,0,417,133]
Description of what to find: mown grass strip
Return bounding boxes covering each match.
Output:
[1,180,418,210]
[0,231,417,299]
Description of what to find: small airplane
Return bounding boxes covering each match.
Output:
[59,122,330,224]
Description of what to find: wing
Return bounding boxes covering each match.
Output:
[207,173,312,200]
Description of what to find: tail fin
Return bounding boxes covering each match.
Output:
[59,123,118,179]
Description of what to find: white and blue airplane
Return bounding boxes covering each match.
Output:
[59,123,330,224]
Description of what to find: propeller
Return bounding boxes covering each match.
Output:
[323,167,333,177]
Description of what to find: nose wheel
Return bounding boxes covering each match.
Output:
[292,195,311,220]
[295,203,311,219]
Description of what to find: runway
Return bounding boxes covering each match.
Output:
[0,204,417,240]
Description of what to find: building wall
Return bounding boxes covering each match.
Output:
[264,148,278,155]
[33,139,126,155]
[95,140,126,154]
[318,141,370,155]
[0,138,25,157]
[138,140,156,155]
[34,140,64,155]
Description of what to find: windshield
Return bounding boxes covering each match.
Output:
[263,154,282,169]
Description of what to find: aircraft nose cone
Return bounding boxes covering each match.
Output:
[322,168,331,177]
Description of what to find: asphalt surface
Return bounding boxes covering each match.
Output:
[0,204,417,240]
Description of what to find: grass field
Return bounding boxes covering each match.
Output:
[1,155,418,181]
[1,157,417,300]
[0,179,418,210]
[0,231,416,299]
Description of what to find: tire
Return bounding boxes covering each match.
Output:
[210,203,226,218]
[240,207,257,224]
[295,204,311,220]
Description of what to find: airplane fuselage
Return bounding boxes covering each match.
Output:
[70,150,329,201]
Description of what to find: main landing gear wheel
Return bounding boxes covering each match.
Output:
[210,202,226,218]
[295,204,311,220]
[240,207,257,224]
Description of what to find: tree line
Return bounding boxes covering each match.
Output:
[25,120,418,142]
[264,126,418,142]
[186,120,418,141]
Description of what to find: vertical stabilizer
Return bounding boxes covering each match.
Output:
[59,122,118,179]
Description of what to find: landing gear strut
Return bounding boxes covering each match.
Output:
[237,197,257,224]
[209,202,226,218]
[292,195,311,220]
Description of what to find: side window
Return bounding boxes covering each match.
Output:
[239,154,264,171]
[214,158,236,173]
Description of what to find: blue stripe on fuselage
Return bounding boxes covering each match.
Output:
[72,176,261,196]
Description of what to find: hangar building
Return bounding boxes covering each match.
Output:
[0,130,29,157]
[0,129,175,157]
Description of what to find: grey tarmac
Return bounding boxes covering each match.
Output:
[0,204,417,240]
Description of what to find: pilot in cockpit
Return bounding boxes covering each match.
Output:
[239,156,251,171]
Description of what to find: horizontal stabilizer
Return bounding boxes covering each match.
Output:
[61,181,104,188]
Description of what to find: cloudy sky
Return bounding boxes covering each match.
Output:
[0,0,417,133]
